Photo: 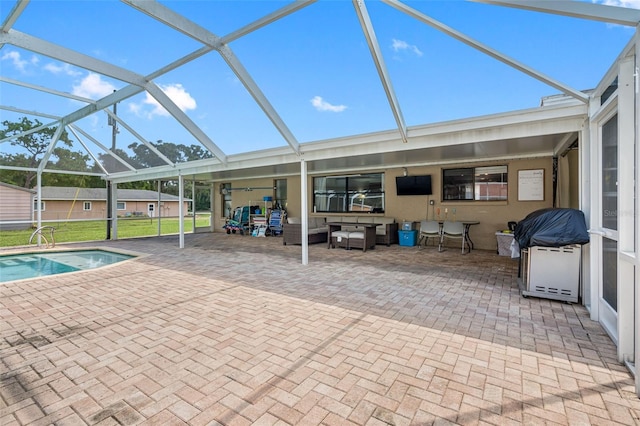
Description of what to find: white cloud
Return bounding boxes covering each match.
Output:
[129,83,197,118]
[310,96,347,112]
[72,73,116,99]
[391,38,423,57]
[128,102,142,116]
[44,62,82,77]
[1,50,38,72]
[595,0,640,8]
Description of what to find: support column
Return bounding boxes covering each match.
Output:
[36,172,42,246]
[106,180,112,240]
[300,159,308,265]
[157,180,162,236]
[192,179,196,232]
[587,100,601,322]
[617,56,635,367]
[634,32,640,398]
[210,183,215,232]
[179,174,184,249]
[112,183,118,240]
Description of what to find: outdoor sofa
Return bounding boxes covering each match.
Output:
[282,216,328,245]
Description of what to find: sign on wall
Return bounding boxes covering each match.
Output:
[518,169,544,201]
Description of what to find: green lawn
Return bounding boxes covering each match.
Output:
[0,215,211,248]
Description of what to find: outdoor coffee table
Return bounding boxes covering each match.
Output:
[326,222,380,252]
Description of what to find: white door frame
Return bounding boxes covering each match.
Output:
[590,97,619,342]
[588,52,638,395]
[616,57,636,373]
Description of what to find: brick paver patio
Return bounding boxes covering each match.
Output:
[2,233,639,425]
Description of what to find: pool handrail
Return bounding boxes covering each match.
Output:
[29,226,56,248]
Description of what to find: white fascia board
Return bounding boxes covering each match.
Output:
[306,152,555,176]
[300,103,587,154]
[407,118,583,151]
[594,34,638,96]
[473,0,640,27]
[301,129,401,155]
[108,162,209,184]
[108,151,301,184]
[408,104,587,138]
[186,146,298,169]
[107,103,587,183]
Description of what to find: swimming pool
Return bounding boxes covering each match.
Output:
[0,249,135,283]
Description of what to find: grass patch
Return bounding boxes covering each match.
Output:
[0,215,211,248]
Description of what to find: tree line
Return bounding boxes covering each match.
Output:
[0,117,213,210]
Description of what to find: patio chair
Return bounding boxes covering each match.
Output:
[439,221,467,254]
[418,220,441,248]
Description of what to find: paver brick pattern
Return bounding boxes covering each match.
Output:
[1,233,639,425]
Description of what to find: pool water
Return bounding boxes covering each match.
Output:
[0,250,134,283]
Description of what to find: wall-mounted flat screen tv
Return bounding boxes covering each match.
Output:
[396,175,432,196]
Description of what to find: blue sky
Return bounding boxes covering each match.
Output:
[0,0,638,166]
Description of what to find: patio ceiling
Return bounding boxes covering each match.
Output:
[1,0,638,184]
[108,102,587,183]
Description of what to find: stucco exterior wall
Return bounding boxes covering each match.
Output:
[213,157,561,252]
[567,149,580,209]
[214,178,276,231]
[381,157,554,251]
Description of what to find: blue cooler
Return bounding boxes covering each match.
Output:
[398,230,418,246]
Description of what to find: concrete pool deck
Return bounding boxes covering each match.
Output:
[1,233,639,425]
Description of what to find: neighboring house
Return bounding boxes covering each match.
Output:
[0,182,35,230]
[35,187,190,221]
